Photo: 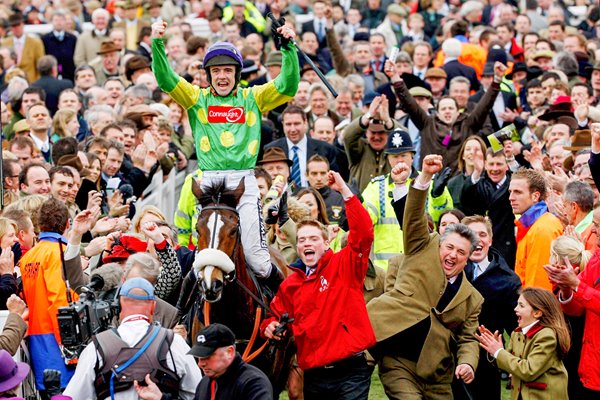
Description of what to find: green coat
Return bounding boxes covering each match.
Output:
[367,185,483,383]
[497,325,568,400]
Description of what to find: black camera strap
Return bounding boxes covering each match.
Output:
[59,241,73,304]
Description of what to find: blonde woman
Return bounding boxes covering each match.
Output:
[132,205,167,234]
[51,109,79,142]
[548,234,591,400]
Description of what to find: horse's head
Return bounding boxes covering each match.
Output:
[192,177,245,303]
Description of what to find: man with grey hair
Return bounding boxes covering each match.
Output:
[554,51,579,83]
[85,105,114,136]
[441,38,480,92]
[460,1,484,28]
[74,8,111,65]
[368,154,483,399]
[123,84,153,107]
[561,181,595,243]
[31,55,73,115]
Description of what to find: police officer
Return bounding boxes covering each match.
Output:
[361,128,453,270]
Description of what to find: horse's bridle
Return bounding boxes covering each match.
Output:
[199,203,241,280]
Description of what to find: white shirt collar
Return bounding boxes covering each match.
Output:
[30,131,49,152]
[448,275,458,284]
[475,256,491,275]
[522,320,539,335]
[286,135,307,153]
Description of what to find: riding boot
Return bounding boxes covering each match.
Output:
[261,264,285,297]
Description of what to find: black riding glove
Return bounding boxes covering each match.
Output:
[43,369,62,397]
[277,192,289,227]
[271,17,290,50]
[432,167,452,198]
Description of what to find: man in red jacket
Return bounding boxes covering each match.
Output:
[262,170,376,399]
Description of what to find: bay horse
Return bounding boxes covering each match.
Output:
[181,177,295,396]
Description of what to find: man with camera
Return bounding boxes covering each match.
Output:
[63,277,201,399]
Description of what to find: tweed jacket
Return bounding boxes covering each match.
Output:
[2,35,44,83]
[497,324,568,400]
[367,185,483,383]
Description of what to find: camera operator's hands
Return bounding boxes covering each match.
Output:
[0,247,14,275]
[43,369,62,397]
[134,374,163,400]
[431,167,452,198]
[6,294,26,317]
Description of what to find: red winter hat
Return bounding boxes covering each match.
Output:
[102,235,148,264]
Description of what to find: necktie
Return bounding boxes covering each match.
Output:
[14,39,23,64]
[317,21,324,41]
[291,145,302,188]
[375,60,381,71]
[472,263,480,280]
[306,267,315,277]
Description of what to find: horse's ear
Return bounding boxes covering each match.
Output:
[233,177,245,204]
[192,178,203,201]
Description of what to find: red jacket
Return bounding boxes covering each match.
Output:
[260,195,376,370]
[561,249,600,391]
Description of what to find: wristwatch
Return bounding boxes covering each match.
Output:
[363,112,372,121]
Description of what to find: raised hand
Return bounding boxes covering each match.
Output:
[384,59,400,81]
[421,154,444,179]
[494,62,507,80]
[151,21,167,39]
[391,162,410,185]
[6,294,26,316]
[0,248,14,275]
[141,221,164,244]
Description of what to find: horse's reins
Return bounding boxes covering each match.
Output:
[199,202,275,362]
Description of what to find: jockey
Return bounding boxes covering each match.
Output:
[151,21,300,291]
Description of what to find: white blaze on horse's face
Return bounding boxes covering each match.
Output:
[207,211,224,249]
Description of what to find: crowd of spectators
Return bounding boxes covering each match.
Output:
[1,0,600,398]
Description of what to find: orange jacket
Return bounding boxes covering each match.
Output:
[515,213,563,290]
[20,240,78,343]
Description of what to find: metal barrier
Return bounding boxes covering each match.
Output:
[136,168,189,224]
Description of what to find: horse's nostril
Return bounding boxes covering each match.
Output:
[212,280,223,292]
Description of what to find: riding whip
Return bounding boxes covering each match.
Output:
[267,12,338,98]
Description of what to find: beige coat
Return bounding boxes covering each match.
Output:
[497,325,569,400]
[367,185,483,383]
[2,35,45,83]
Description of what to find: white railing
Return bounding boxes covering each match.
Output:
[136,167,190,224]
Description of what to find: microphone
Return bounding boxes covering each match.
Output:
[91,263,125,291]
[119,184,135,203]
[88,274,105,291]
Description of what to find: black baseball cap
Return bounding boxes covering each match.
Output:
[188,324,235,358]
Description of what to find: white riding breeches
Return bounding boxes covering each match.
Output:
[200,170,271,278]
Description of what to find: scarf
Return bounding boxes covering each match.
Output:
[515,201,548,243]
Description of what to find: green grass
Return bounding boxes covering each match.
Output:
[278,367,512,399]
